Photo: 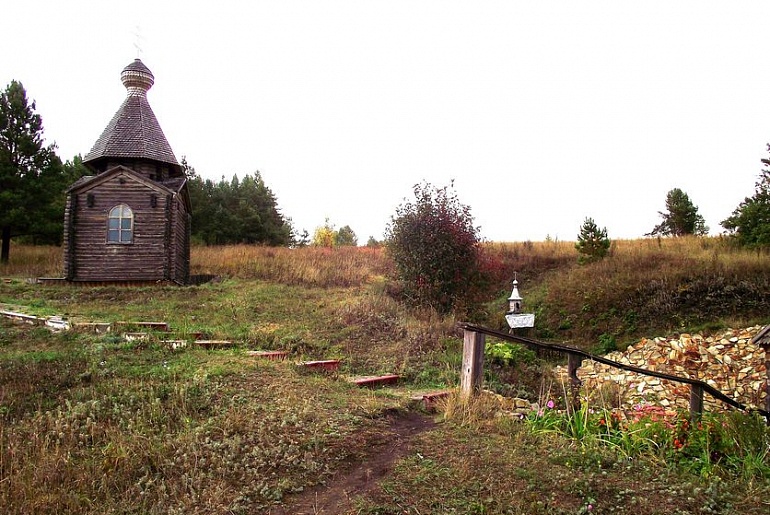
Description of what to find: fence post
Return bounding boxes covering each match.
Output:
[689,384,704,422]
[751,337,769,424]
[566,353,583,413]
[460,329,486,399]
[567,353,582,387]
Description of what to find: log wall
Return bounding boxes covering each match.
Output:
[70,175,168,282]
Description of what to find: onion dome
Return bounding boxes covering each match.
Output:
[121,58,155,96]
[83,59,182,175]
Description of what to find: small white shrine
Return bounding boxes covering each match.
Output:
[505,273,535,329]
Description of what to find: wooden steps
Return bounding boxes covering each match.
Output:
[297,359,341,372]
[73,322,111,333]
[114,321,170,332]
[410,390,452,411]
[163,340,188,350]
[195,340,236,349]
[247,350,289,361]
[1,310,45,326]
[1,310,70,331]
[349,374,401,388]
[124,332,151,341]
[3,307,414,397]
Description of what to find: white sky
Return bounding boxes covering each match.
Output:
[3,1,770,242]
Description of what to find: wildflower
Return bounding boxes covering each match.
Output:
[546,400,555,409]
[588,504,594,512]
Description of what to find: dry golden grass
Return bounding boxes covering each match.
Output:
[6,237,769,288]
[1,244,393,288]
[2,239,769,513]
[193,245,392,287]
[513,237,770,346]
[0,246,63,277]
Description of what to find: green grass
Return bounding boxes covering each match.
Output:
[1,243,769,513]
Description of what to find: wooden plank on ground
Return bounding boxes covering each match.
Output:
[349,374,400,388]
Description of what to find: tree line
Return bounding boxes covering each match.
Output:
[0,80,303,262]
[184,162,294,246]
[3,77,770,270]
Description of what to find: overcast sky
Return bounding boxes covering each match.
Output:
[4,1,770,242]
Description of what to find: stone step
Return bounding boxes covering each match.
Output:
[247,350,289,361]
[349,374,400,388]
[298,359,341,372]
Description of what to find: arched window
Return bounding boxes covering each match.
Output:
[107,204,133,243]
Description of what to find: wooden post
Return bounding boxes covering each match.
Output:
[751,334,769,424]
[567,353,583,414]
[567,353,582,388]
[689,384,704,422]
[460,329,485,399]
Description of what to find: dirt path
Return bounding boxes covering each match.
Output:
[270,409,436,515]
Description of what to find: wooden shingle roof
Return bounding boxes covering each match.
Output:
[83,59,180,171]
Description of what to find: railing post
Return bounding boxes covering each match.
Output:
[755,341,770,425]
[567,353,582,388]
[567,353,583,413]
[460,329,485,399]
[689,384,704,423]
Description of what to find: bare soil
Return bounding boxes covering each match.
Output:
[270,409,436,515]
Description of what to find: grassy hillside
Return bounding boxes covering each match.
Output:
[482,237,770,351]
[1,241,768,514]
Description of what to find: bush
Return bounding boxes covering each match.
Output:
[385,181,484,314]
[485,341,536,366]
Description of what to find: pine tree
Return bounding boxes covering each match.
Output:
[648,188,708,237]
[721,144,770,247]
[575,217,610,264]
[335,225,358,246]
[0,81,65,262]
